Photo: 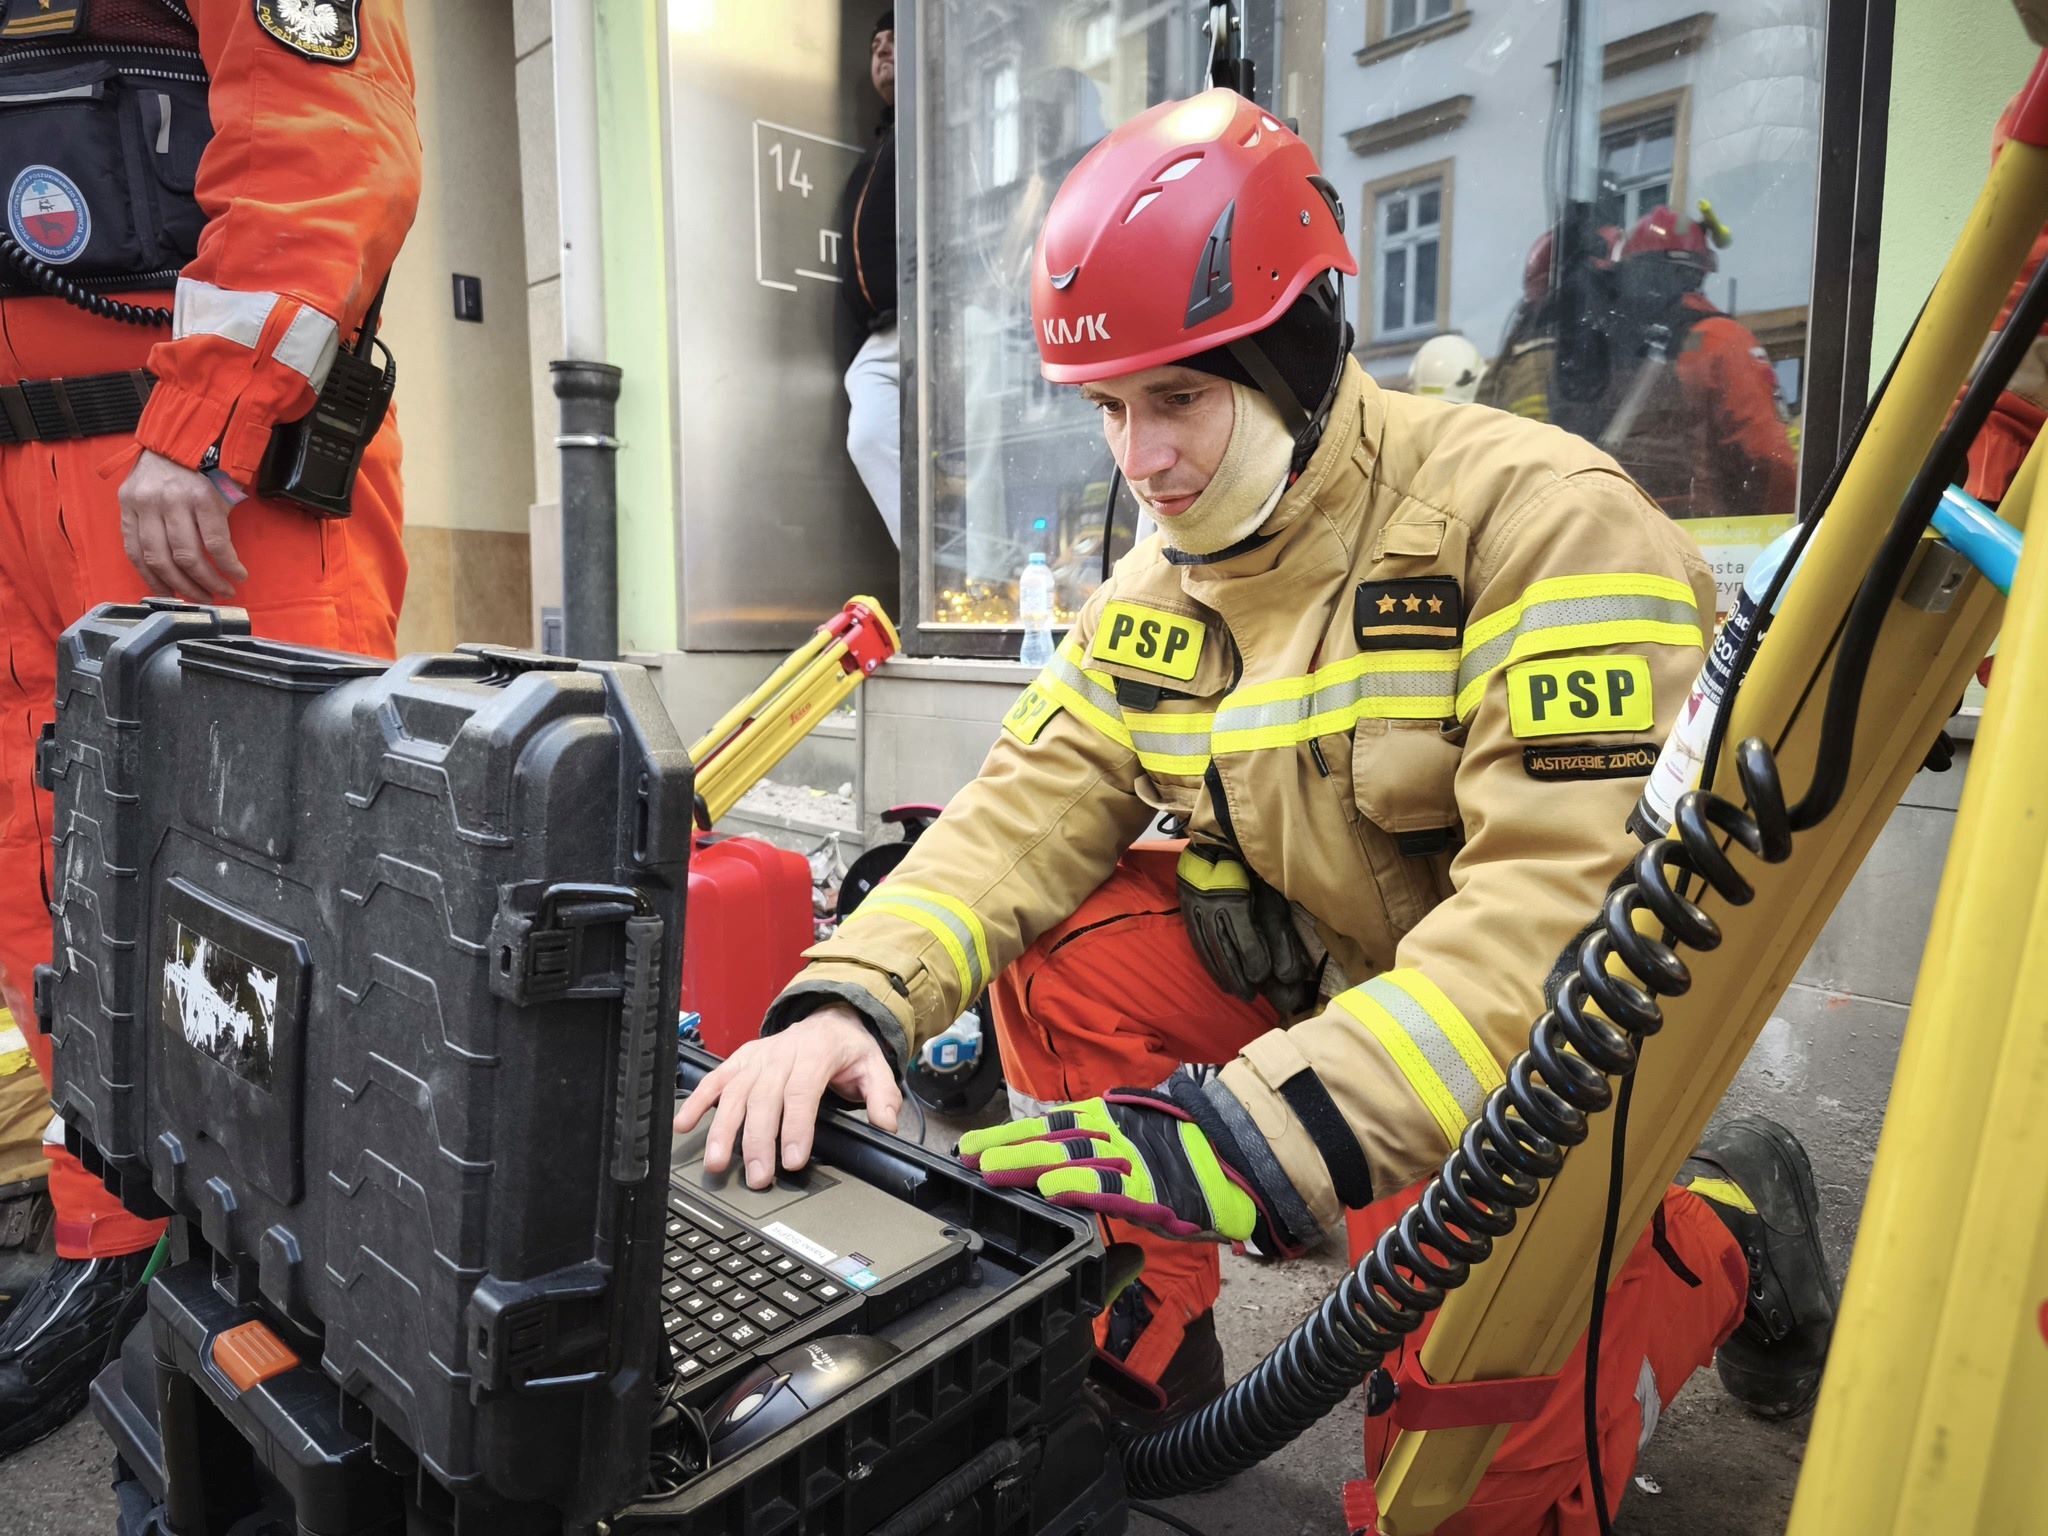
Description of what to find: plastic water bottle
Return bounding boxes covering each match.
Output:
[1631,523,1810,841]
[1017,553,1056,667]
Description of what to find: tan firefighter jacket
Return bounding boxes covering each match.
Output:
[769,359,1715,1237]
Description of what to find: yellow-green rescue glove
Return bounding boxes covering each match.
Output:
[958,1081,1306,1257]
[1176,844,1318,1016]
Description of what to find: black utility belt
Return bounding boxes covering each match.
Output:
[0,367,150,444]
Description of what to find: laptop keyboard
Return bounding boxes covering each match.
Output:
[661,1184,859,1402]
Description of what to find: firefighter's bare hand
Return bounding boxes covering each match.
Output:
[119,449,248,602]
[673,1006,902,1189]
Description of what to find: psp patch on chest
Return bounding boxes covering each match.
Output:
[1355,577,1462,652]
[1091,601,1205,681]
[254,0,361,63]
[1506,656,1654,739]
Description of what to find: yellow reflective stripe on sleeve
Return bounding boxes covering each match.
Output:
[1455,572,1702,719]
[890,884,992,991]
[1333,969,1506,1148]
[852,897,977,997]
[1039,641,1136,753]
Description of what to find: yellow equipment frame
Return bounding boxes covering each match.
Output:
[1373,52,2048,1533]
[687,595,900,827]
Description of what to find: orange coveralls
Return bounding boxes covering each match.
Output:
[0,0,419,1258]
[995,848,1744,1534]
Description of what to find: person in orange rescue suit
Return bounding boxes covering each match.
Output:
[676,92,1837,1531]
[0,0,418,1458]
[1597,204,1799,522]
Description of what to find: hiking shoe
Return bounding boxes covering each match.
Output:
[1679,1116,1837,1420]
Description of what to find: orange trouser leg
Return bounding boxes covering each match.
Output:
[0,396,405,1259]
[1357,1185,1746,1536]
[990,846,1276,1384]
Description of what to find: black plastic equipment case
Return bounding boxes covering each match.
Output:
[38,600,693,1528]
[93,1050,1117,1536]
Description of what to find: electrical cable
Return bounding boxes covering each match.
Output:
[1130,1500,1215,1536]
[1789,252,2048,832]
[1100,464,1127,585]
[0,232,172,327]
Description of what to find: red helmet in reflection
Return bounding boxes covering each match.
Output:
[1622,206,1718,273]
[1030,89,1356,386]
[1523,223,1623,304]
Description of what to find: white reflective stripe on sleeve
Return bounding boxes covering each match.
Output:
[172,277,282,349]
[273,305,342,389]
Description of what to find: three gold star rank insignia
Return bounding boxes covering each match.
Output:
[1354,577,1463,651]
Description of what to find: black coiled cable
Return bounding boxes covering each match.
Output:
[1118,738,1795,1498]
[0,232,172,327]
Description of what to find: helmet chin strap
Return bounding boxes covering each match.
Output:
[1224,274,1352,473]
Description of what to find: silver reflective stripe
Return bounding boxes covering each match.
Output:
[1127,722,1212,766]
[173,277,280,349]
[273,305,341,389]
[1046,648,1123,721]
[1360,976,1490,1127]
[1457,592,1700,697]
[1213,666,1455,736]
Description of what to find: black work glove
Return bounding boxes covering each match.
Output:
[1176,844,1318,1016]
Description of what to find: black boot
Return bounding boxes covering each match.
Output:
[0,1177,56,1333]
[1678,1116,1838,1420]
[1091,1284,1226,1434]
[0,1246,154,1460]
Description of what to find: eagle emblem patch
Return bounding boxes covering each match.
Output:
[254,0,361,63]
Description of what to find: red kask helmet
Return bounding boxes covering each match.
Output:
[1031,90,1356,394]
[1622,205,1718,273]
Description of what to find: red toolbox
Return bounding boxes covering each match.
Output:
[680,833,814,1056]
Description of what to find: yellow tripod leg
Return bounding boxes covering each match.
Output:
[1786,455,2048,1535]
[1375,111,2048,1533]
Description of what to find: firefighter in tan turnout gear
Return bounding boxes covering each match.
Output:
[677,91,1838,1529]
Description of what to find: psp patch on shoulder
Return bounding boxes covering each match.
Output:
[1002,683,1060,745]
[1506,656,1653,739]
[254,0,361,63]
[8,166,88,266]
[1523,744,1659,782]
[1091,601,1205,681]
[1355,577,1462,652]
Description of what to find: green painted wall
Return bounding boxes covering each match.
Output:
[1871,0,2035,382]
[597,0,679,653]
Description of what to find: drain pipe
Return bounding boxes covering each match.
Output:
[552,0,620,660]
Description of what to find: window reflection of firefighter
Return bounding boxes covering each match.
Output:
[1595,204,1800,520]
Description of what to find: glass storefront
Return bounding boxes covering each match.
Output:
[905,0,1831,648]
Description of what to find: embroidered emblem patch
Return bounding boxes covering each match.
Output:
[1355,577,1462,652]
[1506,656,1654,739]
[8,166,88,266]
[1522,744,1659,782]
[254,0,361,63]
[1091,601,1206,681]
[1002,683,1060,745]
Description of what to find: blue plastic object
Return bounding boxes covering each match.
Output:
[1933,486,2022,596]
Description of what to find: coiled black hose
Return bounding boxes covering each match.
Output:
[1118,738,1795,1497]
